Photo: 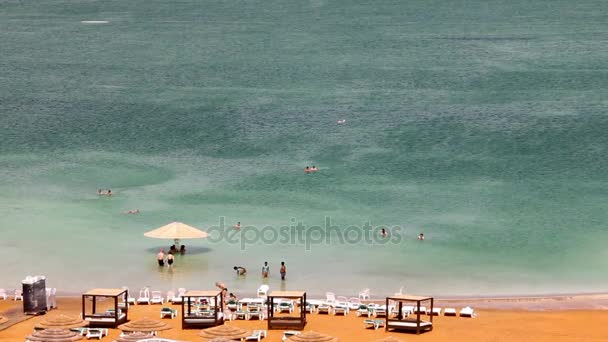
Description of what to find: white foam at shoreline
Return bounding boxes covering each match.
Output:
[81,20,109,24]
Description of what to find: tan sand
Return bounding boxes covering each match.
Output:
[1,296,607,342]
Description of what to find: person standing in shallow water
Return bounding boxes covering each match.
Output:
[157,249,165,266]
[280,261,286,280]
[262,261,269,278]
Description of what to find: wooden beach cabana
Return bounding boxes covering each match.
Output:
[267,291,307,330]
[181,290,224,329]
[82,288,128,328]
[386,295,434,334]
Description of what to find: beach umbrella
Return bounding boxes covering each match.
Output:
[113,331,155,342]
[286,331,339,342]
[144,221,209,247]
[199,325,250,340]
[25,328,83,341]
[372,337,405,342]
[0,315,7,324]
[118,317,172,333]
[36,314,89,329]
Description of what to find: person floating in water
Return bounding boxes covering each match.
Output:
[304,166,311,173]
[418,233,425,241]
[233,222,241,230]
[234,266,247,276]
[97,189,112,196]
[124,209,140,214]
[310,166,318,172]
[380,228,388,237]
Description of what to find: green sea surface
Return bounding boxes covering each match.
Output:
[1,0,607,296]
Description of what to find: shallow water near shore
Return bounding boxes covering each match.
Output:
[1,0,608,297]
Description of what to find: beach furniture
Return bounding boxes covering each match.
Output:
[305,301,316,313]
[460,307,476,317]
[333,296,350,315]
[248,304,264,320]
[46,287,57,309]
[386,295,434,335]
[428,307,442,316]
[85,328,108,339]
[137,287,151,305]
[325,292,336,304]
[257,285,270,299]
[317,302,331,314]
[364,319,386,330]
[373,305,387,317]
[121,286,136,305]
[0,288,7,300]
[444,308,457,316]
[348,297,361,310]
[160,307,178,319]
[356,304,372,317]
[13,289,23,301]
[276,299,295,313]
[413,306,426,314]
[358,288,371,300]
[170,288,186,304]
[401,306,414,317]
[150,291,165,305]
[181,290,224,329]
[82,288,129,328]
[245,329,267,341]
[281,330,301,341]
[70,327,89,336]
[267,291,307,330]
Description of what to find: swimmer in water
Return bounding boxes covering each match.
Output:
[233,222,241,229]
[380,228,388,237]
[418,233,425,241]
[305,166,311,173]
[233,266,247,276]
[310,166,318,172]
[124,209,140,214]
[337,119,346,124]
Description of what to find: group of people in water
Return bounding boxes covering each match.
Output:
[233,261,287,280]
[304,166,319,173]
[97,189,112,196]
[156,245,186,268]
[378,228,425,240]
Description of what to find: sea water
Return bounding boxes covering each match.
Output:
[1,0,608,297]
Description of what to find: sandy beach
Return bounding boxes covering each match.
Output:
[2,294,608,341]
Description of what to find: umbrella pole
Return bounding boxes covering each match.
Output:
[174,238,180,248]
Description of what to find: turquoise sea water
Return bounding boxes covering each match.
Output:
[1,0,608,297]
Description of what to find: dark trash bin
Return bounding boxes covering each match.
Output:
[22,275,47,315]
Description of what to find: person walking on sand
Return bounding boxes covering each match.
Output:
[156,249,165,266]
[280,261,286,280]
[262,261,269,278]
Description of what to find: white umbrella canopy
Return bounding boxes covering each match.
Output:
[144,221,209,247]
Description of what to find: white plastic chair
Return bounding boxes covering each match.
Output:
[0,288,7,300]
[121,287,136,305]
[257,285,269,298]
[358,288,370,300]
[14,289,23,301]
[245,329,267,341]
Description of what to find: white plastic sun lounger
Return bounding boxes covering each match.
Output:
[150,291,164,305]
[245,329,267,341]
[347,297,361,310]
[460,307,476,317]
[358,288,370,300]
[137,288,150,305]
[444,308,457,316]
[428,307,442,316]
[363,319,385,330]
